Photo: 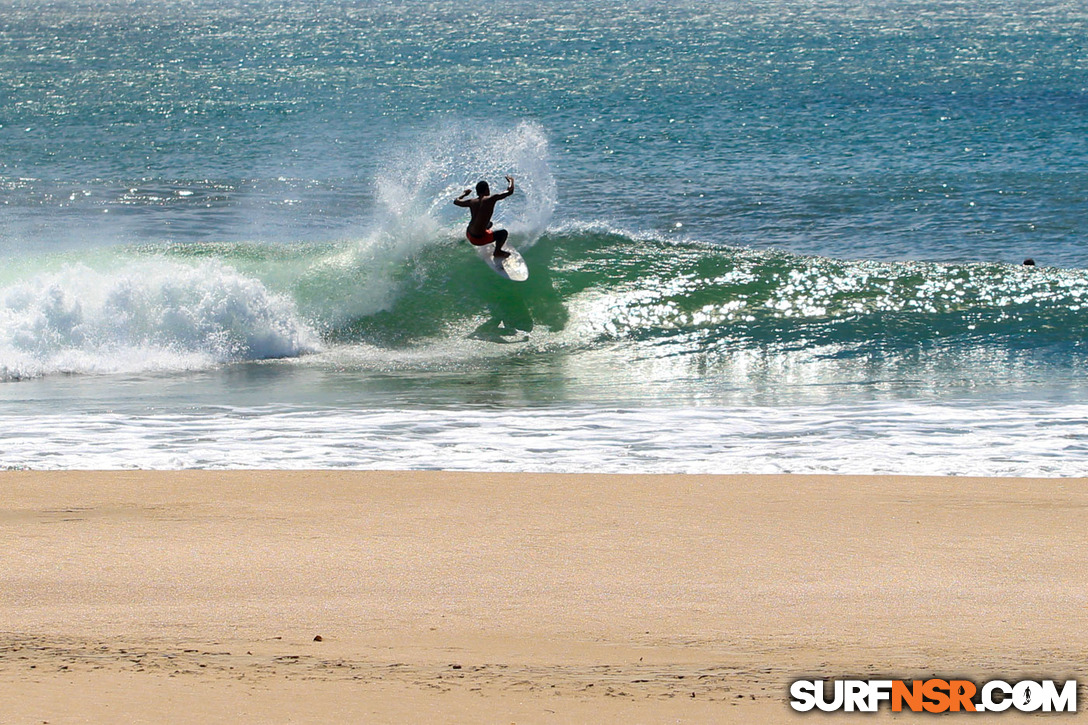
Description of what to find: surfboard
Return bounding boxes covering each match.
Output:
[475,241,529,281]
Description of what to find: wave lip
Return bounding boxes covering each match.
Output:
[0,259,319,380]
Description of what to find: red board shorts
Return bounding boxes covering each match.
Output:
[466,228,494,246]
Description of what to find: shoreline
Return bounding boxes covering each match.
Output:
[2,470,1086,722]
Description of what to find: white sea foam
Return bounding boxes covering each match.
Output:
[0,259,319,379]
[2,401,1086,476]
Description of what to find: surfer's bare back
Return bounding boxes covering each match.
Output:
[454,175,515,259]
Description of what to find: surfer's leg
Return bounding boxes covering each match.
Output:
[492,229,510,258]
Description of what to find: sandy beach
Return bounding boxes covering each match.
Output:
[1,470,1085,723]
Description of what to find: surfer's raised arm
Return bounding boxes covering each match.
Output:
[493,175,515,200]
[453,189,473,207]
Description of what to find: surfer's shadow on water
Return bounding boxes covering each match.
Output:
[467,242,568,343]
[468,286,535,343]
[470,318,528,343]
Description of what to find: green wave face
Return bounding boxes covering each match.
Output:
[155,226,1088,357]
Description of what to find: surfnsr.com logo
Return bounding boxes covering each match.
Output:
[790,678,1078,713]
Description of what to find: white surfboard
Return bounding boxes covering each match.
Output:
[475,241,529,281]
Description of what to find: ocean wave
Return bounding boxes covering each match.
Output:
[2,224,1086,380]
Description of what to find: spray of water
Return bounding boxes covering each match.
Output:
[294,120,557,327]
[375,119,556,242]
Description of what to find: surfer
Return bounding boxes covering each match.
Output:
[454,176,515,259]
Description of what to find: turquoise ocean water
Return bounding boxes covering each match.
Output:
[2,0,1087,473]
